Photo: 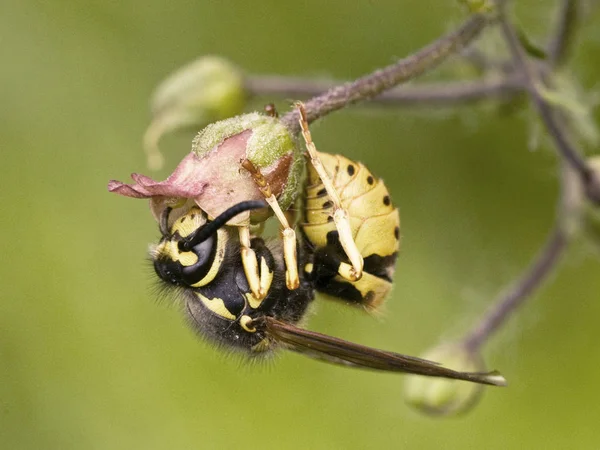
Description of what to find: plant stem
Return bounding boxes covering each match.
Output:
[497,3,594,186]
[280,12,491,133]
[547,0,580,67]
[463,227,568,352]
[463,162,582,352]
[462,0,592,352]
[247,75,523,107]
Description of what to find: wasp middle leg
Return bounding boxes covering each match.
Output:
[295,101,364,282]
[241,159,300,290]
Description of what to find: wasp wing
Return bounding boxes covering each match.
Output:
[260,317,506,387]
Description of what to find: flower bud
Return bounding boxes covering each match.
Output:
[144,56,247,170]
[404,343,488,416]
[191,112,303,216]
[109,112,302,227]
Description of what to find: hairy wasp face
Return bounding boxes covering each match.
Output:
[153,207,224,289]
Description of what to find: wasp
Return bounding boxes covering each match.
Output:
[150,151,505,387]
[110,103,385,312]
[199,102,393,310]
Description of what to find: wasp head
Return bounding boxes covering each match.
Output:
[152,201,266,288]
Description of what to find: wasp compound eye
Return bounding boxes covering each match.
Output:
[153,233,218,288]
[180,234,217,286]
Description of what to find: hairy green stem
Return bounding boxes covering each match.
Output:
[463,228,568,352]
[247,75,523,107]
[462,0,591,352]
[463,162,581,352]
[280,13,491,133]
[497,3,594,187]
[547,0,580,67]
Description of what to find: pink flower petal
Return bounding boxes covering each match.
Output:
[107,152,210,200]
[108,128,292,226]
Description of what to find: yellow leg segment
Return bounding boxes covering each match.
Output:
[296,102,364,281]
[239,226,266,300]
[241,160,300,290]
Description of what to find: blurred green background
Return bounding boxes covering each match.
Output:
[2,1,600,449]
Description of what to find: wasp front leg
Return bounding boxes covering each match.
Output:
[241,159,300,290]
[296,101,363,282]
[238,226,267,300]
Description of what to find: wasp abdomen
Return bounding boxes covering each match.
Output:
[301,153,400,310]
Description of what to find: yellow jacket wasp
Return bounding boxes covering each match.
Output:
[151,199,504,386]
[110,103,506,387]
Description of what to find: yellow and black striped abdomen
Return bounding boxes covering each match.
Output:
[301,152,400,310]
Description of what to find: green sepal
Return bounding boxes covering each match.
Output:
[192,112,303,211]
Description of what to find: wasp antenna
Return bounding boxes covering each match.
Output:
[181,200,267,250]
[159,207,173,237]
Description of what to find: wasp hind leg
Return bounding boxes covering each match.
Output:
[296,101,363,282]
[241,159,300,290]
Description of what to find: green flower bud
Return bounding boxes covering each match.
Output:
[404,343,489,416]
[110,112,303,227]
[191,112,303,219]
[144,56,247,170]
